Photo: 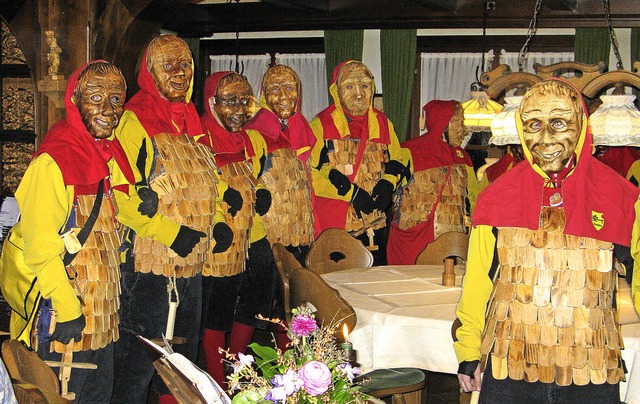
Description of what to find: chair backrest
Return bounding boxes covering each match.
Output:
[272,242,303,323]
[2,339,61,394]
[415,231,469,265]
[305,228,373,274]
[289,268,357,335]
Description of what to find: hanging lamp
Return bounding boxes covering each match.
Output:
[590,0,640,147]
[462,0,502,132]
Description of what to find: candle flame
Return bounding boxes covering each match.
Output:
[342,323,349,341]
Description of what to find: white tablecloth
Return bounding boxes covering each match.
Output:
[323,265,640,403]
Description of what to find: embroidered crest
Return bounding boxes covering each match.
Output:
[591,211,604,231]
[456,150,464,159]
[549,192,563,207]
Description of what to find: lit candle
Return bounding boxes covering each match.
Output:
[341,324,353,362]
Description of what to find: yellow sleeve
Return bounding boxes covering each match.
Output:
[465,165,480,214]
[454,224,496,363]
[627,160,640,187]
[307,117,354,201]
[631,197,640,315]
[113,110,180,245]
[242,129,268,242]
[381,119,408,187]
[16,154,82,322]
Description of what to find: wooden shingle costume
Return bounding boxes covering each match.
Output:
[455,80,640,401]
[244,64,316,260]
[0,61,136,401]
[308,60,406,262]
[387,100,475,265]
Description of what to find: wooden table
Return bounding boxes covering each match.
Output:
[323,265,640,403]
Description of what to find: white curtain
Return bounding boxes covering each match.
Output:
[275,53,329,120]
[498,50,575,73]
[420,51,494,109]
[209,54,271,97]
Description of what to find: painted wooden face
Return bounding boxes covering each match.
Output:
[520,83,582,175]
[446,104,466,147]
[337,63,374,117]
[148,36,193,102]
[75,67,126,139]
[212,75,253,132]
[263,66,299,120]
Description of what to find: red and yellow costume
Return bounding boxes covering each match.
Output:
[308,60,405,244]
[595,146,640,186]
[455,82,640,392]
[244,72,316,249]
[387,100,475,265]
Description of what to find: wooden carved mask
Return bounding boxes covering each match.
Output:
[147,36,193,102]
[337,62,374,117]
[73,62,126,139]
[263,65,299,120]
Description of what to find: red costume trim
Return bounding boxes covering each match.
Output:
[595,146,640,178]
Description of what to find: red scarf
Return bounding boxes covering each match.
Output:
[244,68,316,162]
[198,71,254,167]
[125,41,203,138]
[34,60,135,195]
[473,79,640,246]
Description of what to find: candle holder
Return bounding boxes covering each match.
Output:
[341,341,354,363]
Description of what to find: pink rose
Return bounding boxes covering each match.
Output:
[298,361,332,396]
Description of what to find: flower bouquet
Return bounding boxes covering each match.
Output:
[226,305,370,403]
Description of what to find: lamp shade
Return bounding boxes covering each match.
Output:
[590,94,640,146]
[489,96,523,146]
[462,91,503,132]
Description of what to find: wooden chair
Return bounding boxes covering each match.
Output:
[289,268,425,404]
[305,228,373,274]
[272,242,303,323]
[415,231,469,265]
[1,339,72,404]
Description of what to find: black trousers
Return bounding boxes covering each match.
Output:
[111,260,202,403]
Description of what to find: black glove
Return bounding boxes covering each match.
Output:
[223,187,243,217]
[169,225,206,258]
[212,222,234,253]
[371,179,395,211]
[351,185,375,217]
[255,189,272,216]
[137,187,159,218]
[384,160,406,176]
[316,144,330,169]
[328,169,351,196]
[49,314,85,344]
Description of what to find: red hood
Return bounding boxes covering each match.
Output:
[35,60,135,189]
[125,36,203,138]
[473,79,640,246]
[199,71,254,166]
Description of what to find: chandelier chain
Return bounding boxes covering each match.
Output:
[603,0,623,70]
[517,0,544,71]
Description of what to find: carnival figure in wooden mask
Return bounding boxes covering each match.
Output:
[307,60,407,265]
[111,35,230,404]
[198,71,280,387]
[387,100,477,265]
[244,64,316,263]
[0,61,140,401]
[455,79,640,402]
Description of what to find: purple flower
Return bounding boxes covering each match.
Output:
[271,369,303,396]
[298,361,332,396]
[232,352,255,373]
[290,313,317,337]
[265,386,287,403]
[337,362,361,383]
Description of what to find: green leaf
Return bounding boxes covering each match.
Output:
[248,343,278,362]
[231,389,267,404]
